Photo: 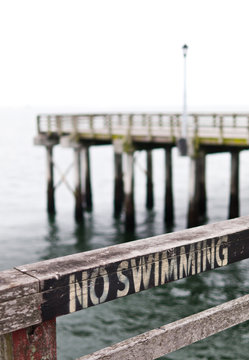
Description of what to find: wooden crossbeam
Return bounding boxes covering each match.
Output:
[53,162,74,194]
[78,294,249,360]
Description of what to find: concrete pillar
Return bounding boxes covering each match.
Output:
[164,147,174,225]
[146,150,154,210]
[114,152,124,217]
[74,146,83,222]
[229,151,240,219]
[46,146,55,215]
[81,147,92,212]
[124,151,135,231]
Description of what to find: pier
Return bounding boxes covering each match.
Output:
[34,112,249,230]
[1,216,249,359]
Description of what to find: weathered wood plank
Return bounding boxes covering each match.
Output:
[0,217,249,334]
[14,216,249,321]
[77,294,249,360]
[0,294,42,335]
[0,269,39,303]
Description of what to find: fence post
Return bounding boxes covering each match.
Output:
[0,319,56,360]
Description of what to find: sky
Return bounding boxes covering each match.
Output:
[0,0,249,111]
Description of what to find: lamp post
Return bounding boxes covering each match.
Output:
[178,44,188,156]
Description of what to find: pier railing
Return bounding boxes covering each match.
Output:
[37,112,249,144]
[1,216,249,359]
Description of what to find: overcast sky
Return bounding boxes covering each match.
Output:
[0,0,248,110]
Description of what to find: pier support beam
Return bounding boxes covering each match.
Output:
[81,147,92,212]
[146,150,154,210]
[187,152,207,228]
[74,146,83,222]
[46,146,55,215]
[164,147,174,225]
[124,151,135,231]
[229,150,240,219]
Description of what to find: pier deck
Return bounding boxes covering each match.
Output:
[36,112,249,148]
[34,112,249,229]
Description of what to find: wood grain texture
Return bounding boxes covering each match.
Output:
[0,269,39,303]
[0,294,42,335]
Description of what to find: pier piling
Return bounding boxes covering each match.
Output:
[164,147,174,225]
[74,146,83,222]
[187,152,207,227]
[187,156,200,228]
[229,150,240,219]
[146,150,154,210]
[46,146,55,215]
[114,152,124,217]
[81,147,92,212]
[198,151,207,219]
[113,139,124,217]
[124,151,135,231]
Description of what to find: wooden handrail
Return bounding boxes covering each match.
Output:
[36,113,249,141]
[1,216,249,358]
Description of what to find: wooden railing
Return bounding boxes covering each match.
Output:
[1,216,249,359]
[36,113,249,144]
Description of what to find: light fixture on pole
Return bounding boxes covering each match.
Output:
[178,44,188,156]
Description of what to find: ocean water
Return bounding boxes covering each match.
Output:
[1,108,249,359]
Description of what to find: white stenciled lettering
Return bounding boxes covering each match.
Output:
[69,271,88,313]
[206,239,215,269]
[154,253,159,286]
[197,242,201,274]
[160,251,178,284]
[117,261,130,297]
[203,240,215,271]
[89,267,110,305]
[216,236,228,266]
[179,244,196,278]
[131,258,142,292]
[69,274,76,313]
[142,255,153,289]
[179,247,187,278]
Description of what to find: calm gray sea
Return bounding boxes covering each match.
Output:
[1,108,249,359]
